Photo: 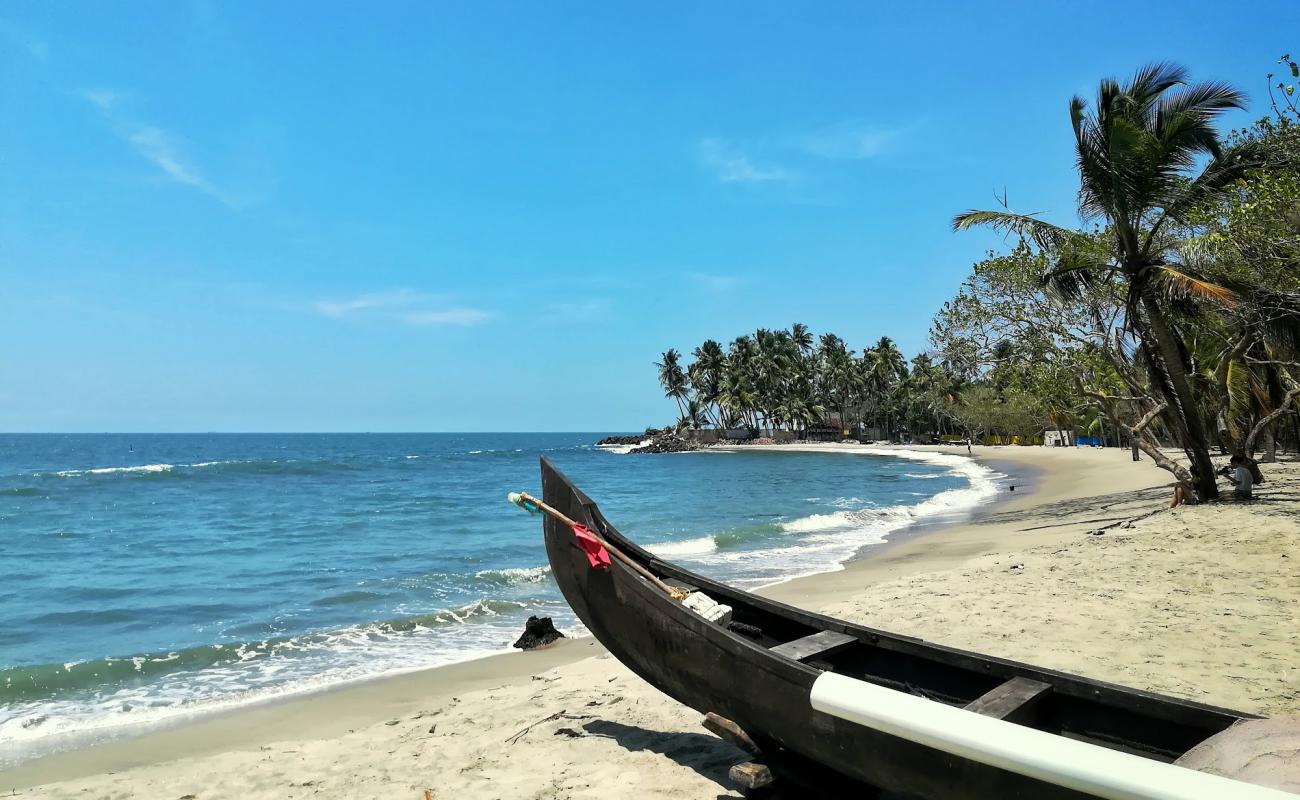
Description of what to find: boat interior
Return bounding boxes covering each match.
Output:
[579,498,1247,764]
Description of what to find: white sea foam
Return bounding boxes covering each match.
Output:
[53,463,175,477]
[596,439,653,455]
[49,460,262,477]
[0,596,578,768]
[659,447,1002,588]
[473,565,552,585]
[646,535,718,557]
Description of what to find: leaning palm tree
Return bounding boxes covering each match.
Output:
[953,62,1262,499]
[655,349,690,421]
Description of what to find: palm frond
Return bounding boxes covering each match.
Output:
[1157,81,1248,124]
[1152,266,1237,306]
[1224,359,1252,439]
[1158,140,1266,223]
[951,210,1074,252]
[1126,62,1189,110]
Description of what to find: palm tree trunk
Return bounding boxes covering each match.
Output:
[1139,295,1219,499]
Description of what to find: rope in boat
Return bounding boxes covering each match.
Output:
[507,491,688,599]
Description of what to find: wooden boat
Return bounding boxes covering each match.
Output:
[537,457,1277,800]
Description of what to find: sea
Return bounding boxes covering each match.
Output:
[0,433,1000,766]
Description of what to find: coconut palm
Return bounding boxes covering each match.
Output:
[953,62,1262,499]
[790,323,814,357]
[655,349,689,421]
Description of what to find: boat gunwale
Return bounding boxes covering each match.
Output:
[540,455,1257,734]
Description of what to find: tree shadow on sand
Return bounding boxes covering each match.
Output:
[975,485,1171,531]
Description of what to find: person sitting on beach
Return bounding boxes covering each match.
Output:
[1170,479,1199,508]
[1170,464,1201,508]
[1222,455,1255,500]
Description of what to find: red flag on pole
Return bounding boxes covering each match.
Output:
[571,523,612,569]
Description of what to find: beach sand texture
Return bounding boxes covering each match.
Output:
[5,446,1298,799]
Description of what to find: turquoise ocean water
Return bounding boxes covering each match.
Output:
[0,433,998,765]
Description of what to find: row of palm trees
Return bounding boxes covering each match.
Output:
[656,61,1300,493]
[656,327,966,439]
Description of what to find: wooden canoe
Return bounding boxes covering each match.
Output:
[537,457,1263,799]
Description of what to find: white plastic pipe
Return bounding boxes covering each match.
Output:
[810,672,1298,800]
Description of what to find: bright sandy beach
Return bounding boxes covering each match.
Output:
[4,444,1298,798]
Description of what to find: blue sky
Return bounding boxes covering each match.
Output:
[1,2,1291,431]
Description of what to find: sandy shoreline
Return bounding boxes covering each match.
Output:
[5,444,1297,797]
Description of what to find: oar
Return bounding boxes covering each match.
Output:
[507,491,685,598]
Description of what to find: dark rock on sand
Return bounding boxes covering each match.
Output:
[513,616,565,650]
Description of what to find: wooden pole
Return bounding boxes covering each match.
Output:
[512,492,681,597]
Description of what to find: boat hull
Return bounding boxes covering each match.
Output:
[538,457,1242,799]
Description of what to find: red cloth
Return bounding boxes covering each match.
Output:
[571,523,612,569]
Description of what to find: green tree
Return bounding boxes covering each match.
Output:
[954,63,1262,499]
[655,349,689,423]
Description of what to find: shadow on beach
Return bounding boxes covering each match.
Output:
[977,484,1170,531]
[581,719,743,787]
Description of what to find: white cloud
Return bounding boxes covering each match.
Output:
[126,126,212,191]
[81,88,120,112]
[80,87,236,208]
[698,138,794,184]
[799,121,905,160]
[314,290,490,327]
[313,289,429,319]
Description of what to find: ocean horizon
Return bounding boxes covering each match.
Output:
[0,433,999,766]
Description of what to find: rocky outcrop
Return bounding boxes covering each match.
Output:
[596,428,668,447]
[512,616,565,650]
[629,431,701,454]
[595,434,644,446]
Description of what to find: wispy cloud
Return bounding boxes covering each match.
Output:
[314,289,491,327]
[80,87,236,208]
[800,121,904,160]
[688,272,745,293]
[698,138,794,184]
[81,88,119,112]
[314,289,427,319]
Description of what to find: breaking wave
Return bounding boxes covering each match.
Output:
[0,596,565,767]
[644,448,1001,587]
[39,459,360,481]
[596,439,652,455]
[472,566,553,586]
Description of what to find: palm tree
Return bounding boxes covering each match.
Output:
[719,368,757,430]
[953,63,1261,499]
[655,349,689,421]
[689,339,726,426]
[679,397,709,431]
[790,323,814,357]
